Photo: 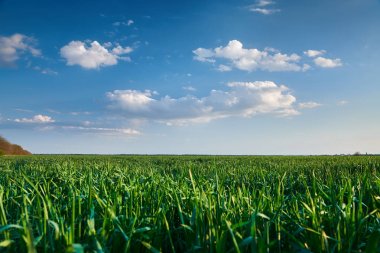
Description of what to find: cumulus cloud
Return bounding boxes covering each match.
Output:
[298,102,322,109]
[304,49,342,68]
[193,48,216,63]
[193,40,302,72]
[106,81,299,126]
[249,0,280,15]
[15,115,55,124]
[304,49,326,58]
[314,56,342,68]
[196,41,343,71]
[60,41,132,69]
[0,33,41,66]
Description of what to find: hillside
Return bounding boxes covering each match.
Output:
[0,136,31,155]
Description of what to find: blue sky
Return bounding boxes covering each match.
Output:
[0,0,379,154]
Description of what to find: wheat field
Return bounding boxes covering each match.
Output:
[0,155,379,252]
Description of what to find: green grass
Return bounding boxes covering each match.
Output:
[0,155,380,252]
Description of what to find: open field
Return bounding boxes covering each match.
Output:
[0,155,380,252]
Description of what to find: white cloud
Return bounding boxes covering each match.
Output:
[256,0,274,7]
[62,126,140,136]
[111,45,133,55]
[41,68,58,75]
[0,34,41,66]
[250,8,280,15]
[193,40,302,72]
[14,108,33,113]
[304,49,326,58]
[106,81,299,126]
[304,50,342,68]
[302,64,311,71]
[15,114,55,124]
[249,0,280,15]
[60,41,132,69]
[337,100,348,106]
[113,20,134,26]
[107,89,154,112]
[314,56,342,68]
[69,111,91,116]
[217,64,232,72]
[82,121,92,126]
[298,102,322,109]
[192,48,216,63]
[182,86,197,92]
[33,66,58,75]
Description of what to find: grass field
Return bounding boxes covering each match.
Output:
[0,155,379,252]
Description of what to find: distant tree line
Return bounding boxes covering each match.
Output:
[0,136,31,155]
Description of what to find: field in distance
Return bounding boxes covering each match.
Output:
[0,155,379,252]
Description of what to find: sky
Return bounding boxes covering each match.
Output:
[0,0,379,155]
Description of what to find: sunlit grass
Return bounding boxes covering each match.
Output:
[0,155,379,252]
